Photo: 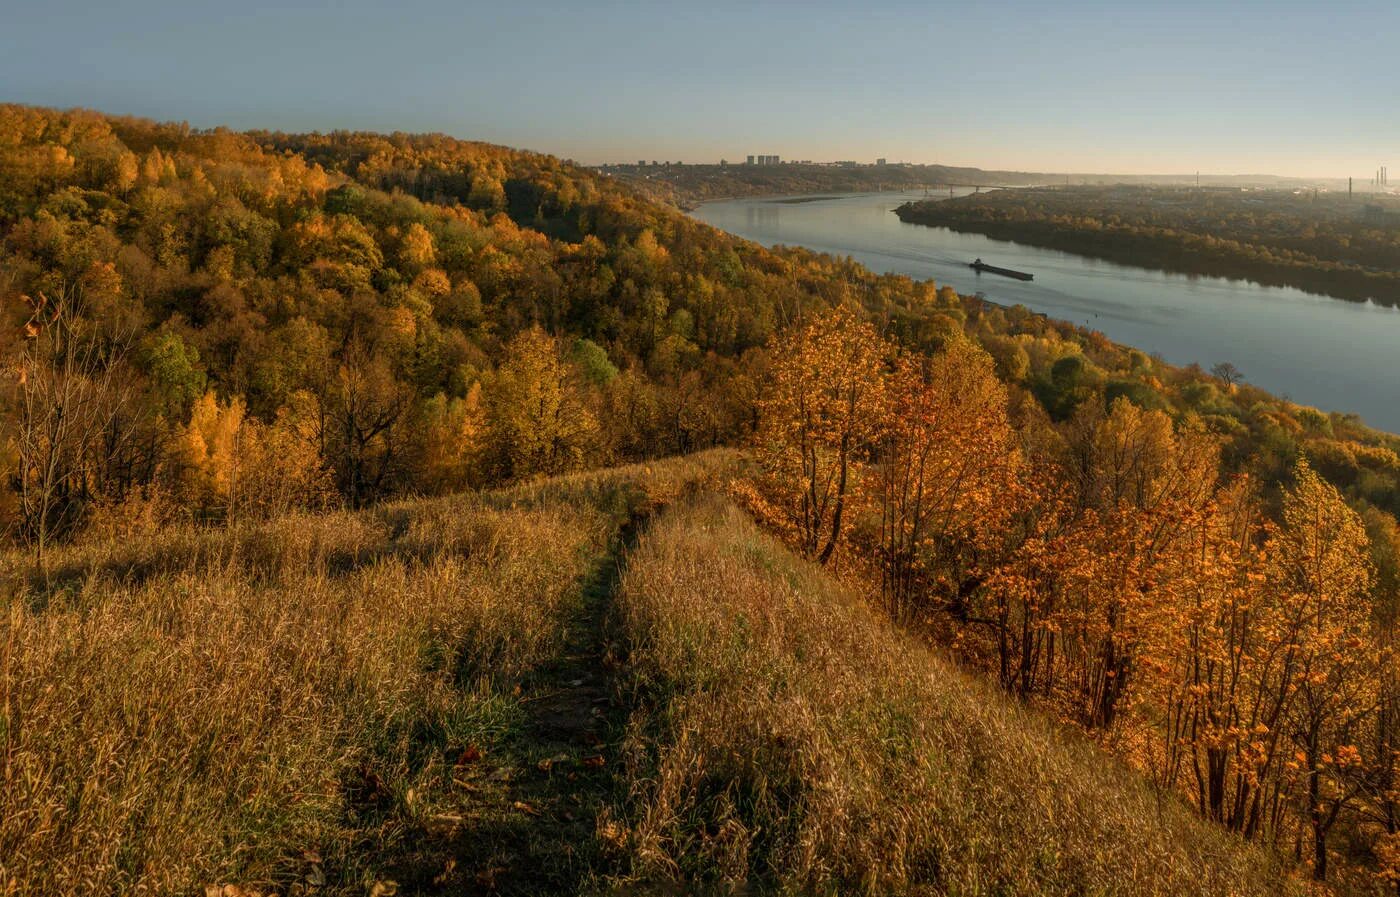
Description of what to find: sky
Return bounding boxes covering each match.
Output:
[2,0,1397,178]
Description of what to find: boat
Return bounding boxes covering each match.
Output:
[969,258,1034,281]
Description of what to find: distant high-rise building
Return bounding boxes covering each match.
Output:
[876,158,887,166]
[746,155,755,165]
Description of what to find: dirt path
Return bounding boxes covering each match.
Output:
[389,509,646,896]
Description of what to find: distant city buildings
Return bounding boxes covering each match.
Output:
[602,156,907,170]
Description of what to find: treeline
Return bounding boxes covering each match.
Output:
[746,308,1399,888]
[896,187,1400,305]
[603,161,1045,207]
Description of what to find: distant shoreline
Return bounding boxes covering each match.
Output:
[895,196,1400,307]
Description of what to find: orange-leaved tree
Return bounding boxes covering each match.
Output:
[874,334,1021,623]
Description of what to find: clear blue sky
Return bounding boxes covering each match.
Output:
[2,0,1396,177]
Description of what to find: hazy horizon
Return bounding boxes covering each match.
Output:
[4,0,1397,180]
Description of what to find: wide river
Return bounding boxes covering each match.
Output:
[691,191,1400,434]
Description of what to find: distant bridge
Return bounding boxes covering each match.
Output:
[918,182,1047,193]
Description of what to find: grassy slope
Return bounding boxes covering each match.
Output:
[1,456,1303,895]
[0,453,733,896]
[606,495,1300,896]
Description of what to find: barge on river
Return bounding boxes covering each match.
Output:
[969,258,1034,281]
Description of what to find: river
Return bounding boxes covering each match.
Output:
[690,191,1400,434]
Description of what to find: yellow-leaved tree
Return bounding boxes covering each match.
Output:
[487,327,598,480]
[1266,458,1378,882]
[176,390,244,513]
[755,305,888,565]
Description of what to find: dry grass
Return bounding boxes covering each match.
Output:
[0,451,1315,896]
[0,452,734,896]
[605,494,1303,896]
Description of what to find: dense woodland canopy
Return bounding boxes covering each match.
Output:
[897,185,1400,305]
[1,104,1398,889]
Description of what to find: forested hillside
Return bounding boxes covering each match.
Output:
[1,105,1397,893]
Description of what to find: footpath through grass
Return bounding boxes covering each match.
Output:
[0,452,732,897]
[1,452,1310,896]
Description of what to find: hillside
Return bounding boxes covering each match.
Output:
[0,105,1397,893]
[0,453,1304,895]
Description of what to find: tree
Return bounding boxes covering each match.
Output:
[319,337,414,507]
[235,398,337,519]
[1156,478,1286,835]
[175,390,245,513]
[1267,459,1377,881]
[1362,508,1400,893]
[1211,362,1244,388]
[143,330,206,419]
[875,336,1020,623]
[1053,400,1219,728]
[414,385,485,494]
[756,306,887,565]
[398,222,437,275]
[487,327,598,480]
[13,286,134,570]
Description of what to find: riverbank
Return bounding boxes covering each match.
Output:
[691,191,1400,433]
[895,189,1400,306]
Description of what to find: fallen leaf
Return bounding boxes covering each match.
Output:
[512,800,542,817]
[432,859,457,887]
[474,864,508,888]
[369,882,399,897]
[581,754,606,768]
[598,820,629,849]
[457,744,482,766]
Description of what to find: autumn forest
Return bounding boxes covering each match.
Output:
[1,105,1397,895]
